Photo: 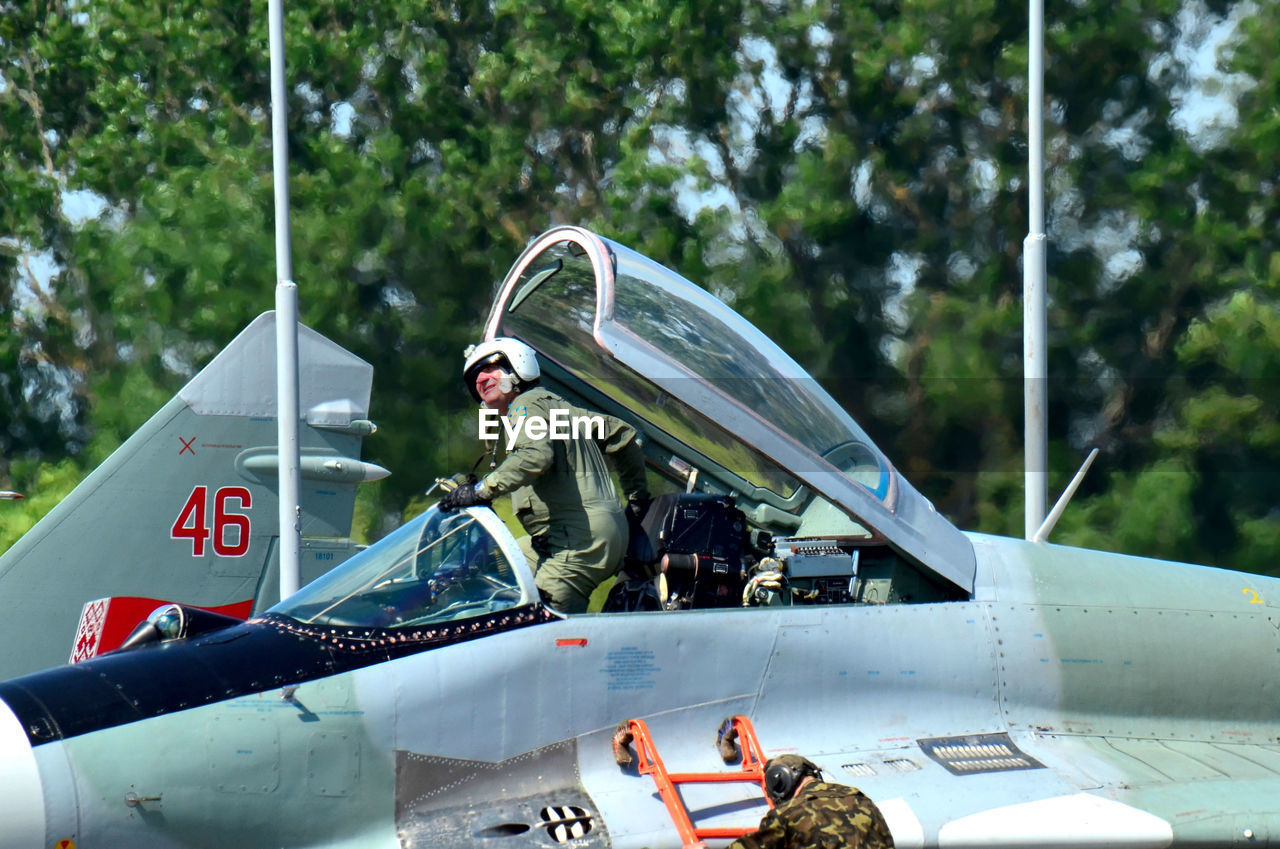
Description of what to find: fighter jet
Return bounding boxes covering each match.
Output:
[1,226,1277,849]
[0,311,387,679]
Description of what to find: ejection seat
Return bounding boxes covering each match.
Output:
[606,493,752,612]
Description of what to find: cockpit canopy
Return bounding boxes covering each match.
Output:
[272,507,538,628]
[483,227,975,594]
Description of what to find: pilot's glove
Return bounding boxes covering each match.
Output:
[437,473,476,493]
[439,481,491,512]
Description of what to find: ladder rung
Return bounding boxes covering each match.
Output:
[666,772,766,783]
[696,827,754,839]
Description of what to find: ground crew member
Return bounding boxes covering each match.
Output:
[439,337,649,613]
[727,755,895,849]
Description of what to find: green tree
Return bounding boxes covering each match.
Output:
[4,0,1279,577]
[1047,0,1280,567]
[3,0,751,526]
[1,2,92,492]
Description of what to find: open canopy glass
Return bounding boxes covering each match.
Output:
[484,227,975,594]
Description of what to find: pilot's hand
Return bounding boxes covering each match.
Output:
[439,482,491,512]
[438,472,476,493]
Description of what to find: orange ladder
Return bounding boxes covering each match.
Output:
[619,715,772,847]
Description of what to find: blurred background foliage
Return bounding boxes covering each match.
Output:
[3,0,1279,572]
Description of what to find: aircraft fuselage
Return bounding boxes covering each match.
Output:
[2,531,1279,849]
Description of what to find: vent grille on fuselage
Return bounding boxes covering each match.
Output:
[917,733,1046,776]
[540,805,593,843]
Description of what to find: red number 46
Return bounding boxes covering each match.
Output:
[171,485,252,557]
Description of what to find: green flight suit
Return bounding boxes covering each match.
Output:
[728,781,896,849]
[480,388,648,613]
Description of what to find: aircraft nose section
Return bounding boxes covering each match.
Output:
[0,700,46,849]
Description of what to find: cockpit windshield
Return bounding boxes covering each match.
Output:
[270,507,537,628]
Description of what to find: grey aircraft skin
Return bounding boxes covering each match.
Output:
[2,226,1279,849]
[0,312,386,680]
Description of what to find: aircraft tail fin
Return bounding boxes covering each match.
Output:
[0,312,384,679]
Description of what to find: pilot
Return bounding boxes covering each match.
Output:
[439,337,650,613]
[727,755,895,849]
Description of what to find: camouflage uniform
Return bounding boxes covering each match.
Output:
[728,781,895,849]
[481,387,648,613]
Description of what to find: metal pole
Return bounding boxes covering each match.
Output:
[269,0,302,598]
[1024,0,1048,539]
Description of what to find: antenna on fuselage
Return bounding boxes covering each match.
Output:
[1032,448,1098,543]
[1024,0,1049,540]
[267,0,302,598]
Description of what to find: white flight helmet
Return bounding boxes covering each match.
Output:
[462,337,540,402]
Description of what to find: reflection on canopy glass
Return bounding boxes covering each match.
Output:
[272,509,521,628]
[502,241,600,376]
[502,240,806,498]
[609,249,888,498]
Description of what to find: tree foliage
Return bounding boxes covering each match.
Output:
[2,0,1278,571]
